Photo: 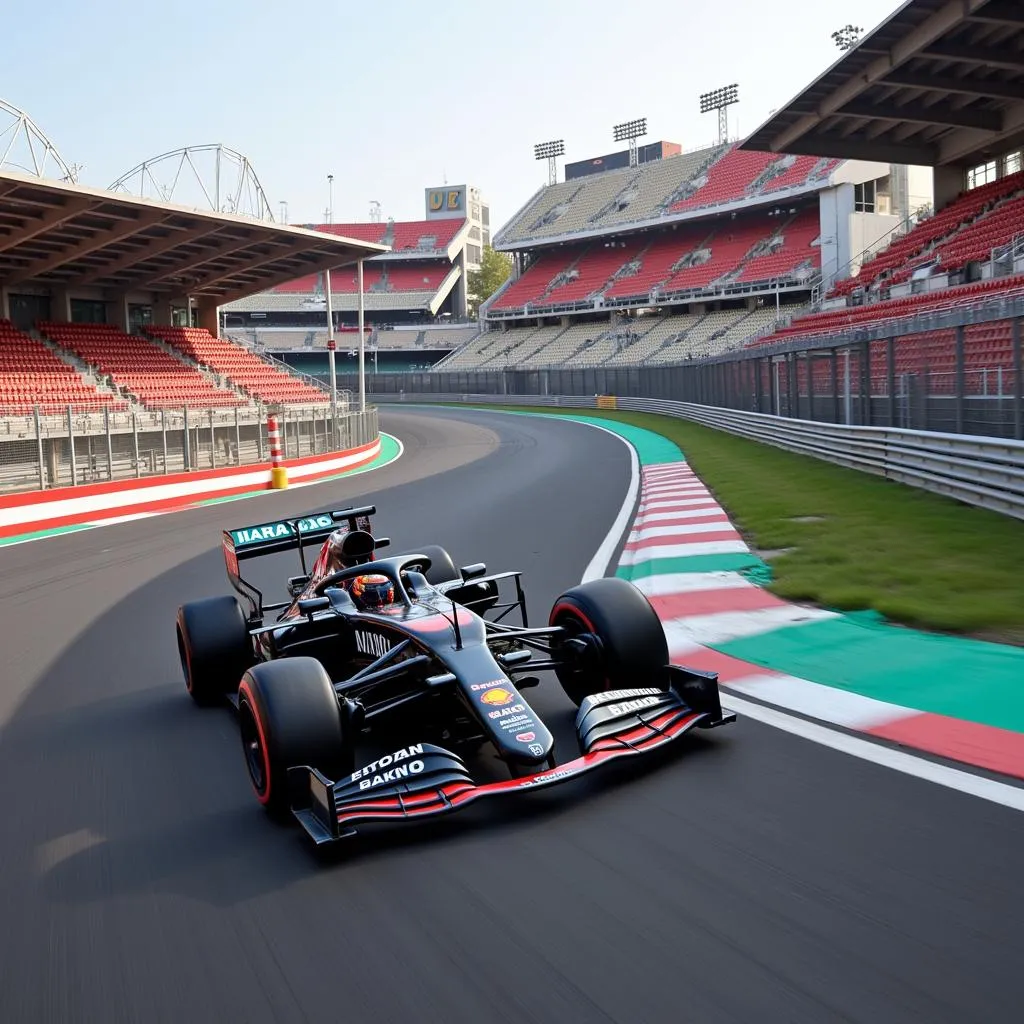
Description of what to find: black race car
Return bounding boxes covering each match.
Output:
[176,504,735,845]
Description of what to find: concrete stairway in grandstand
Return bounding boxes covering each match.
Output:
[146,334,256,404]
[35,333,144,413]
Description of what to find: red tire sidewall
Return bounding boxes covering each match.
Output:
[238,678,274,806]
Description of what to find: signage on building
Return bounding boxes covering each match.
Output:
[425,184,466,219]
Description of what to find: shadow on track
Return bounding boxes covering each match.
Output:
[15,560,727,906]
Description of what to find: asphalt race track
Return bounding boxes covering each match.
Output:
[0,406,1021,1024]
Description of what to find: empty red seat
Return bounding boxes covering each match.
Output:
[37,322,245,411]
[146,327,329,405]
[0,320,128,414]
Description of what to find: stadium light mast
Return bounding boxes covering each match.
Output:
[613,118,647,169]
[327,174,334,224]
[699,85,738,145]
[534,140,565,186]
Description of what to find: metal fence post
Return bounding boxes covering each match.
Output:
[183,405,191,471]
[861,340,871,426]
[887,337,897,428]
[133,413,141,478]
[843,349,852,424]
[954,325,965,435]
[67,405,77,487]
[162,409,168,473]
[257,410,265,461]
[234,406,241,464]
[209,408,216,468]
[1013,318,1022,441]
[34,407,44,490]
[104,406,114,480]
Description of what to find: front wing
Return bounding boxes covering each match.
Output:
[288,679,735,845]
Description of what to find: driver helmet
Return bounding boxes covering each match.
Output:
[350,573,395,610]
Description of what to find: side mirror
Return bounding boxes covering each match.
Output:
[288,575,310,597]
[297,596,331,617]
[374,537,391,549]
[460,563,487,581]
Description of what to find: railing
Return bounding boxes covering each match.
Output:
[381,392,1024,521]
[0,402,378,494]
[486,274,817,322]
[493,172,831,253]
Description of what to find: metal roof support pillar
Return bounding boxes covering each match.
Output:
[325,268,338,447]
[357,258,366,413]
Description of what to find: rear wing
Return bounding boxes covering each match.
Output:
[222,505,375,619]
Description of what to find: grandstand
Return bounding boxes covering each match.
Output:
[0,320,128,416]
[222,188,489,372]
[437,0,1023,379]
[435,141,869,371]
[0,159,384,423]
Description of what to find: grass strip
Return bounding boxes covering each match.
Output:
[478,405,1024,643]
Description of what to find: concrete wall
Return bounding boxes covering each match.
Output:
[818,183,856,288]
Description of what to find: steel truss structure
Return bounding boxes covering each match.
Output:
[109,144,275,222]
[0,98,78,182]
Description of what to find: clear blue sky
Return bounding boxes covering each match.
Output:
[4,0,901,231]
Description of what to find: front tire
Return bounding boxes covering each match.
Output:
[237,658,351,818]
[549,577,669,706]
[177,596,253,706]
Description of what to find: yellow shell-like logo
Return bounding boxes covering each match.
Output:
[480,687,513,706]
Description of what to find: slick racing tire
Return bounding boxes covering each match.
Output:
[549,577,669,707]
[237,657,351,819]
[401,544,460,585]
[177,596,254,706]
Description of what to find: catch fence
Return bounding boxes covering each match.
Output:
[334,308,1024,442]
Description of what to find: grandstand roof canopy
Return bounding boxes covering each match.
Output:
[742,0,1024,168]
[0,170,388,307]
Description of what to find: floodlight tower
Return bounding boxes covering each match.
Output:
[613,118,648,168]
[369,200,382,223]
[534,139,565,186]
[699,84,739,145]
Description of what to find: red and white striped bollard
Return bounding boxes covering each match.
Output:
[268,413,288,489]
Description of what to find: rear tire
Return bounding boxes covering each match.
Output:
[549,577,669,706]
[237,657,351,819]
[177,596,253,706]
[400,544,460,585]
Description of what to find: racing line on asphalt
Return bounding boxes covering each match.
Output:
[0,405,1020,1024]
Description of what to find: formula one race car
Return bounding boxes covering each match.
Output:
[176,504,734,844]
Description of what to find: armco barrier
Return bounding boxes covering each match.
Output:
[387,393,1024,522]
